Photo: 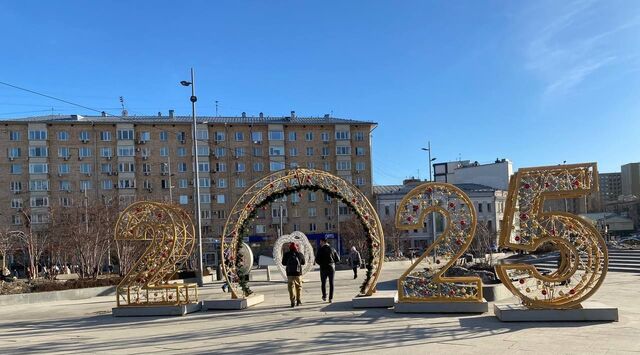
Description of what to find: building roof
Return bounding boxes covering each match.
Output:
[373,182,497,196]
[580,212,633,223]
[1,114,377,126]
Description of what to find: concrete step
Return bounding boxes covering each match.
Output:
[534,262,639,273]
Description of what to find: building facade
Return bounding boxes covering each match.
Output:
[621,163,640,198]
[599,172,622,202]
[433,159,512,190]
[374,179,507,251]
[1,112,376,266]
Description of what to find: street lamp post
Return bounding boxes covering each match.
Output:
[181,68,204,287]
[421,142,438,246]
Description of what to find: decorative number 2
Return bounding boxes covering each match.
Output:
[395,183,482,302]
[495,163,608,309]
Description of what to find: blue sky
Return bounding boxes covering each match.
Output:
[1,0,639,184]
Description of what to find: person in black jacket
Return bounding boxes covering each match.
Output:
[282,242,305,307]
[315,237,340,302]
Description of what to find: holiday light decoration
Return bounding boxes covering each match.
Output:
[273,231,315,279]
[114,202,198,307]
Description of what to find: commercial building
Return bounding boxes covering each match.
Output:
[433,159,512,190]
[599,172,623,202]
[1,112,376,266]
[374,179,507,251]
[621,163,640,198]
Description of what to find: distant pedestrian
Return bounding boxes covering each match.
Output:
[349,246,362,279]
[315,237,340,303]
[282,242,305,307]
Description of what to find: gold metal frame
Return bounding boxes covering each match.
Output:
[496,163,608,309]
[114,201,198,307]
[221,168,384,299]
[395,182,482,303]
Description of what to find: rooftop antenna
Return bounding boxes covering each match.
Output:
[119,96,127,116]
[215,100,219,117]
[458,153,462,161]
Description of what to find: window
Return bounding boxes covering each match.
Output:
[487,220,493,232]
[308,207,317,217]
[11,199,22,209]
[269,146,284,156]
[9,131,21,141]
[79,147,92,158]
[28,147,48,158]
[178,162,188,173]
[308,192,317,202]
[215,162,226,172]
[355,177,366,186]
[176,132,187,142]
[79,130,90,142]
[177,147,187,157]
[100,180,113,190]
[60,180,71,191]
[336,146,351,155]
[201,210,211,219]
[288,132,297,141]
[118,179,135,189]
[235,178,246,188]
[101,164,112,173]
[12,215,22,225]
[59,197,72,207]
[336,161,351,171]
[355,162,366,171]
[200,194,211,204]
[289,147,298,156]
[268,130,284,140]
[58,164,70,174]
[323,161,331,171]
[307,162,315,169]
[234,147,245,157]
[117,129,134,140]
[215,131,225,141]
[179,195,188,205]
[305,132,313,141]
[309,223,317,232]
[354,132,365,141]
[100,131,111,141]
[487,203,492,213]
[29,180,49,191]
[216,194,225,204]
[217,178,227,188]
[322,147,330,156]
[270,162,285,171]
[118,146,135,157]
[159,131,168,141]
[142,163,151,173]
[198,178,211,187]
[235,132,244,141]
[335,131,350,140]
[117,162,135,173]
[137,131,150,142]
[356,147,365,156]
[159,147,168,157]
[291,193,301,203]
[256,225,266,234]
[29,130,47,140]
[215,147,225,157]
[8,147,21,158]
[235,162,245,172]
[197,146,209,156]
[80,163,92,174]
[30,196,49,208]
[198,162,210,173]
[321,132,330,142]
[306,147,314,156]
[251,132,263,143]
[10,164,22,174]
[100,147,112,157]
[179,179,188,189]
[58,131,69,141]
[10,181,22,192]
[253,162,263,172]
[478,203,483,213]
[290,162,299,168]
[196,129,208,140]
[29,163,48,174]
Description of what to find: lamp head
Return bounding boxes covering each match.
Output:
[180,81,192,87]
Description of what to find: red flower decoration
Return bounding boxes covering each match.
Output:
[435,259,440,264]
[541,289,548,296]
[550,229,556,236]
[455,239,462,246]
[572,180,581,188]
[460,220,466,226]
[519,279,525,284]
[407,216,413,222]
[569,289,576,294]
[544,182,550,188]
[519,213,528,220]
[449,290,455,296]
[448,202,455,208]
[426,187,433,193]
[412,205,419,212]
[524,183,531,189]
[515,235,521,241]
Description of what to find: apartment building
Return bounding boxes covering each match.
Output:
[621,163,640,198]
[599,172,622,202]
[0,112,376,266]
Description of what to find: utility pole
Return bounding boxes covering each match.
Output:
[421,141,437,244]
[279,204,284,237]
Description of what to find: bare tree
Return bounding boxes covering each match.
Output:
[0,228,18,270]
[381,216,404,257]
[339,216,369,261]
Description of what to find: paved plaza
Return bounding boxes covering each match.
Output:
[0,261,638,354]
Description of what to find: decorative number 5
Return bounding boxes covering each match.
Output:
[495,163,608,309]
[395,183,482,302]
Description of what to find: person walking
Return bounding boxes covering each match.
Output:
[315,237,340,303]
[349,246,362,279]
[282,242,305,307]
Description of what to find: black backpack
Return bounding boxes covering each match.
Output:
[286,252,302,275]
